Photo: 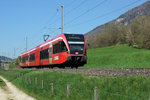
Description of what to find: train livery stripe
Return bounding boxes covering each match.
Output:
[40,37,63,48]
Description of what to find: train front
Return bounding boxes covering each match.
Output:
[64,34,87,67]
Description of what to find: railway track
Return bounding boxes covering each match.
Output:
[13,68,150,76]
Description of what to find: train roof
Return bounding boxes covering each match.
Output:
[20,33,85,56]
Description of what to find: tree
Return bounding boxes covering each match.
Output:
[129,15,150,48]
[94,22,127,48]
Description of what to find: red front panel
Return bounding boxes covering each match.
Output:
[52,52,68,64]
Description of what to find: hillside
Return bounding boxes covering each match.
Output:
[0,56,13,62]
[84,45,150,68]
[85,1,150,38]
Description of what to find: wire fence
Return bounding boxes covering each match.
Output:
[0,70,149,100]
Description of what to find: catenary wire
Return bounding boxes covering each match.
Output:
[65,0,141,28]
[64,0,89,16]
[64,0,108,26]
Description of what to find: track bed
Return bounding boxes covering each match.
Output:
[13,68,150,76]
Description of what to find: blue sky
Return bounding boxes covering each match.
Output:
[0,0,147,58]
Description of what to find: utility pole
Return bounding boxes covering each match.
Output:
[26,36,28,51]
[61,5,64,34]
[14,48,16,59]
[7,51,9,62]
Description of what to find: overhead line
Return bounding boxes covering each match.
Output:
[64,0,88,16]
[66,0,141,28]
[87,0,141,23]
[29,11,59,39]
[65,0,77,8]
[28,9,60,49]
[49,0,87,26]
[29,27,60,49]
[64,0,107,26]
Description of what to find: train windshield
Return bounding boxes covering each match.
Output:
[64,34,84,54]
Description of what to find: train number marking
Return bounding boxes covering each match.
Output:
[54,56,59,60]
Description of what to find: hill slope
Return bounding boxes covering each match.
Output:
[0,56,13,62]
[85,1,150,38]
[84,45,150,68]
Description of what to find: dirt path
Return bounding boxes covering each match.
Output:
[0,76,36,100]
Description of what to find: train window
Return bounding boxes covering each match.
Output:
[40,48,49,60]
[61,41,67,52]
[26,56,28,60]
[29,53,35,62]
[22,57,25,63]
[53,41,67,54]
[53,42,59,54]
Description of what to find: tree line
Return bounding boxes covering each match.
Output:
[87,15,150,49]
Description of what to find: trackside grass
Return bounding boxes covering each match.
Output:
[0,70,150,100]
[84,45,150,68]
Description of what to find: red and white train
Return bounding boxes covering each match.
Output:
[19,33,87,68]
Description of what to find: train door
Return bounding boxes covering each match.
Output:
[26,55,29,67]
[28,53,29,66]
[49,43,52,64]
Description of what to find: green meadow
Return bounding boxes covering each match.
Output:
[0,70,150,100]
[84,45,150,68]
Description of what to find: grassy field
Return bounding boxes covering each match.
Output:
[83,45,150,68]
[0,69,150,100]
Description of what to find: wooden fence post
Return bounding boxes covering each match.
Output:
[35,77,37,85]
[22,73,23,77]
[25,76,27,81]
[94,86,98,100]
[29,76,31,84]
[42,80,44,89]
[67,84,70,98]
[51,82,54,94]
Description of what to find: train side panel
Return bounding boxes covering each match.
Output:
[39,44,50,66]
